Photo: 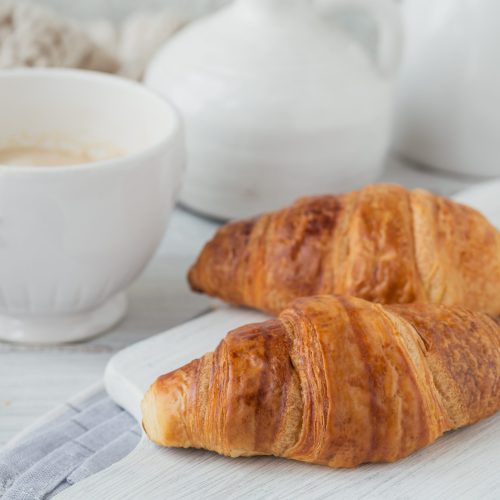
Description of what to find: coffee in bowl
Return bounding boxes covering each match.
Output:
[0,144,123,167]
[0,145,91,166]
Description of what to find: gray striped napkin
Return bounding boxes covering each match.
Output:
[0,385,141,500]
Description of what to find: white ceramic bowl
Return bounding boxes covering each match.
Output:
[0,69,184,344]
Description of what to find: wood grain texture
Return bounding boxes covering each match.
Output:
[58,307,500,499]
[57,423,500,500]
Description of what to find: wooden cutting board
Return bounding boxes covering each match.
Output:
[57,306,500,500]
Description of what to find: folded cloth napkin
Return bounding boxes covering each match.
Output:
[0,384,141,500]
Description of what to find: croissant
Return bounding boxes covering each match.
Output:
[188,184,500,315]
[142,295,500,468]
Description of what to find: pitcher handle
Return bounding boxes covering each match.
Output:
[316,0,403,77]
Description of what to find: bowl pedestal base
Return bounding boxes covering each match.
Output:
[0,292,127,345]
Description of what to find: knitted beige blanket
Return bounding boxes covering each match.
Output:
[0,0,183,79]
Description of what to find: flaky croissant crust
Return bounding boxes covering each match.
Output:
[142,296,500,468]
[188,184,500,315]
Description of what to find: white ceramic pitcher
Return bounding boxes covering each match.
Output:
[146,0,401,219]
[395,0,500,178]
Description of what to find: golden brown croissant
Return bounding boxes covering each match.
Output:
[142,295,500,468]
[188,184,500,315]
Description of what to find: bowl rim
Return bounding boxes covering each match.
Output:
[0,68,182,173]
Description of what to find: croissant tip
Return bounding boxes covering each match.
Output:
[141,385,164,445]
[142,360,203,449]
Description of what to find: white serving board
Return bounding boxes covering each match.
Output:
[57,184,500,500]
[57,306,500,500]
[453,178,500,229]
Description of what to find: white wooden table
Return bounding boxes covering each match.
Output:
[0,157,475,446]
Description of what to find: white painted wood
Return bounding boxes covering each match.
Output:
[57,308,500,500]
[60,423,500,499]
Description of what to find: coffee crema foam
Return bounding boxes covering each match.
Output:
[0,145,121,166]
